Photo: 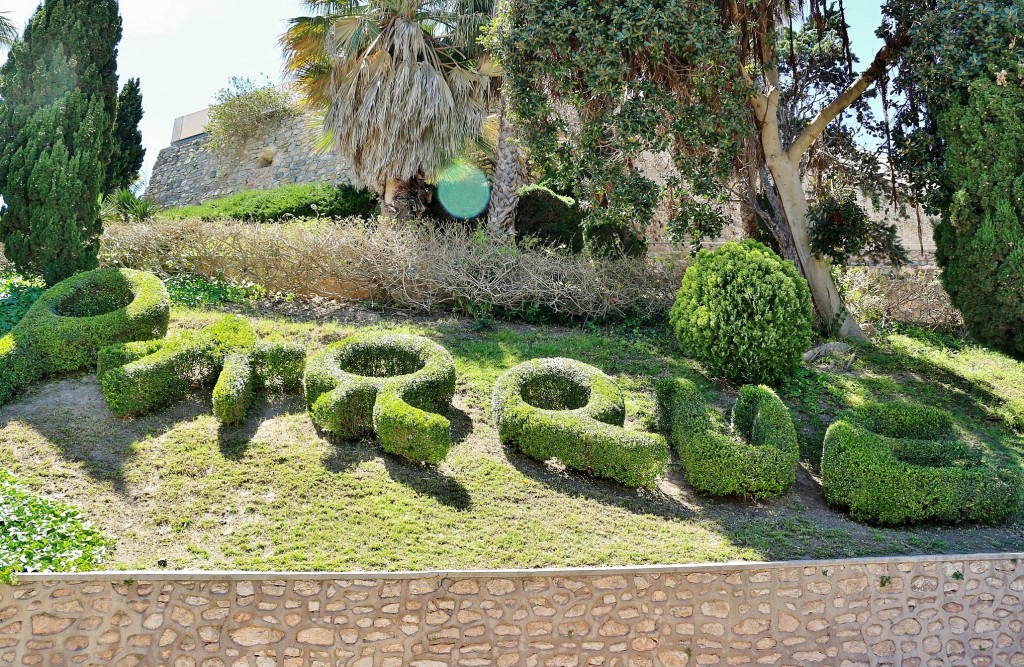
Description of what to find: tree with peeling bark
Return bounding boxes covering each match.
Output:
[281,0,499,219]
[494,0,926,339]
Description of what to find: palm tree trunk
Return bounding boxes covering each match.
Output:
[487,95,521,236]
[383,177,420,220]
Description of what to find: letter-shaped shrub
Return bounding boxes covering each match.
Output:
[98,315,306,425]
[822,402,1022,525]
[0,268,170,406]
[492,358,668,488]
[304,333,456,464]
[658,378,798,499]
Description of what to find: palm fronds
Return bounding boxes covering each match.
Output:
[281,0,498,192]
[0,12,18,49]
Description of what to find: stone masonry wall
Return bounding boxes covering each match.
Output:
[1,553,1022,667]
[146,113,354,208]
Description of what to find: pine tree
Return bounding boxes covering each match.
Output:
[106,77,145,193]
[0,0,122,285]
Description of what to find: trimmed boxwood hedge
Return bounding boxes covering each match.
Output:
[98,317,306,425]
[657,378,799,499]
[304,333,456,464]
[491,358,668,488]
[821,402,1023,526]
[0,268,170,406]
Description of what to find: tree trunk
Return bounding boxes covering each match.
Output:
[765,152,867,341]
[382,177,421,220]
[487,96,521,236]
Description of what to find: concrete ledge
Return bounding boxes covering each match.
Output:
[11,550,1023,583]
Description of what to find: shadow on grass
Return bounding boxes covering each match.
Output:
[217,395,305,461]
[0,375,211,494]
[318,412,474,512]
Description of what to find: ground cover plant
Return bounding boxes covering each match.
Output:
[0,300,1022,574]
[492,358,667,487]
[0,469,110,583]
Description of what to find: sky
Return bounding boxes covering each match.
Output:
[0,1,888,182]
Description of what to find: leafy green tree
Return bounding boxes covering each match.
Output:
[105,77,145,193]
[281,0,499,219]
[494,1,931,336]
[936,79,1024,357]
[0,0,122,285]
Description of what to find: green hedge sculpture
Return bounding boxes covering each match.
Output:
[304,333,456,464]
[98,315,306,424]
[492,358,668,488]
[658,378,799,499]
[822,402,1022,525]
[0,268,170,406]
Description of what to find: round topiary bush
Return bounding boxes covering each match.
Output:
[0,268,170,406]
[657,377,799,499]
[821,401,1023,526]
[670,240,813,385]
[492,357,668,488]
[304,333,456,464]
[515,185,585,252]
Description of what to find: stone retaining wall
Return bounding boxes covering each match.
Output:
[146,113,354,208]
[1,553,1022,666]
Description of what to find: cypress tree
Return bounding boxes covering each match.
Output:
[106,77,145,193]
[0,0,122,285]
[936,78,1024,358]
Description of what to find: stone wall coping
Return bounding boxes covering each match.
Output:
[10,551,1022,584]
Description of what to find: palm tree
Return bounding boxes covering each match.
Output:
[484,0,520,236]
[0,12,17,49]
[282,0,498,219]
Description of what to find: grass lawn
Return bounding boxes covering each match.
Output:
[1,303,1023,572]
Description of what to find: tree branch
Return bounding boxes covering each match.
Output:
[787,22,911,162]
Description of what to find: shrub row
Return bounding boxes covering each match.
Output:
[658,378,799,500]
[0,268,170,406]
[492,358,668,488]
[99,218,686,322]
[304,333,457,464]
[821,402,1022,525]
[159,183,378,223]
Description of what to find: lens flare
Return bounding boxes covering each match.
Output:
[436,163,491,220]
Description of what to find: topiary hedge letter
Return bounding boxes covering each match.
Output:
[304,333,456,464]
[822,402,1022,526]
[0,268,170,406]
[658,378,799,499]
[98,315,305,424]
[492,358,668,488]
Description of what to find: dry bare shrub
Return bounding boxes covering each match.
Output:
[838,267,964,333]
[100,219,687,320]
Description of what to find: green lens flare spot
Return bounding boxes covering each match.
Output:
[436,163,491,220]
